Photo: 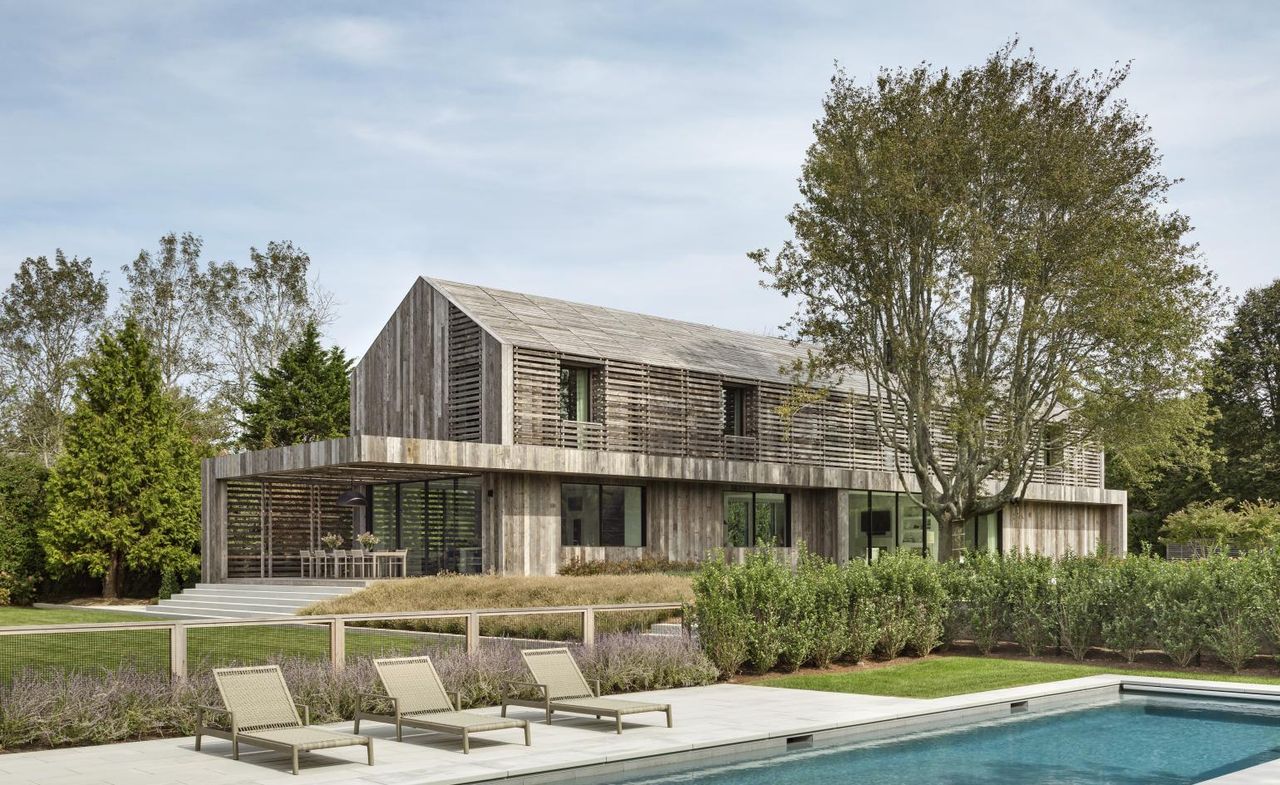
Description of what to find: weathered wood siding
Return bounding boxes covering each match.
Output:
[510,347,1105,488]
[350,279,502,443]
[1002,500,1124,557]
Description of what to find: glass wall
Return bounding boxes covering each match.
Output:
[963,511,1002,553]
[847,490,975,562]
[561,483,645,547]
[722,490,790,547]
[365,477,482,575]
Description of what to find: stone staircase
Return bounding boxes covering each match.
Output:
[146,581,366,620]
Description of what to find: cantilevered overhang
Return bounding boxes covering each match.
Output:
[205,435,1126,507]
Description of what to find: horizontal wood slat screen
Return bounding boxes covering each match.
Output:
[511,347,1104,488]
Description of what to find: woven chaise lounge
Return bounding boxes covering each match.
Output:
[355,655,531,753]
[502,647,673,734]
[196,664,373,775]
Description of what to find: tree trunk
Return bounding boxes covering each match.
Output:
[945,519,968,562]
[102,551,124,600]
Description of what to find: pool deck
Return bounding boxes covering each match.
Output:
[3,674,1280,785]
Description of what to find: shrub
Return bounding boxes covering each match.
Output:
[774,548,818,672]
[843,558,880,663]
[1201,553,1264,673]
[1100,552,1155,663]
[799,551,850,668]
[0,456,49,606]
[1258,549,1280,666]
[1002,552,1055,656]
[955,552,1006,654]
[558,556,701,576]
[732,548,792,673]
[1150,558,1209,667]
[1054,553,1105,662]
[869,551,943,659]
[688,554,750,677]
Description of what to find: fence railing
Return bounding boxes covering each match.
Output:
[0,602,685,683]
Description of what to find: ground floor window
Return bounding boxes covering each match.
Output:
[848,490,944,562]
[964,510,1002,553]
[723,490,790,547]
[561,483,645,547]
[366,477,482,574]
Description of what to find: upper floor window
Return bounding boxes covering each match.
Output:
[559,366,593,421]
[723,385,746,435]
[1042,422,1066,468]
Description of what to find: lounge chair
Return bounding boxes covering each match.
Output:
[501,647,672,734]
[196,664,373,775]
[355,655,531,753]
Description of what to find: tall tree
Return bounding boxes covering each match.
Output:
[238,322,351,449]
[0,251,108,466]
[119,232,211,390]
[41,319,201,599]
[753,45,1220,557]
[1208,279,1280,502]
[202,241,335,420]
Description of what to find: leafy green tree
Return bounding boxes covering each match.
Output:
[41,319,201,599]
[1208,279,1280,502]
[0,251,108,465]
[238,322,352,449]
[0,456,50,604]
[753,44,1220,557]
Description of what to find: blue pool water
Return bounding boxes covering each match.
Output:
[613,692,1280,785]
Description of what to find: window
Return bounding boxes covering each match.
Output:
[559,366,593,422]
[848,490,941,561]
[723,386,745,435]
[561,483,644,546]
[1043,422,1066,468]
[722,490,790,547]
[964,511,1002,553]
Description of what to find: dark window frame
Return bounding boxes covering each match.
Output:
[722,490,791,547]
[559,364,598,423]
[560,482,647,547]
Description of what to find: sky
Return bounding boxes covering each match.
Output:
[1,1,1277,357]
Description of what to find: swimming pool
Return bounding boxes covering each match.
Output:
[606,691,1280,785]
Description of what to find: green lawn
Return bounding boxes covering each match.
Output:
[756,655,1280,699]
[0,606,449,682]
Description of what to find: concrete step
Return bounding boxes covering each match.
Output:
[145,581,365,619]
[177,589,351,603]
[648,622,684,636]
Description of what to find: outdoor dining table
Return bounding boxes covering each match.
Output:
[368,549,409,578]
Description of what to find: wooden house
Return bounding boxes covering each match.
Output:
[200,277,1127,582]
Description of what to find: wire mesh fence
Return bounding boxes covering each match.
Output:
[186,619,334,671]
[0,626,171,683]
[0,602,686,687]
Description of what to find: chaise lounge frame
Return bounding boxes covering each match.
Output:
[501,647,672,734]
[196,664,373,775]
[355,655,531,753]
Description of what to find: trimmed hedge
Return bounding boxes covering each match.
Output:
[691,547,1280,676]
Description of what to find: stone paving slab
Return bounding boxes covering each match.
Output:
[5,675,1280,785]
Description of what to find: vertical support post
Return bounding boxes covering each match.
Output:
[330,619,345,671]
[170,622,187,682]
[466,613,480,654]
[582,607,596,650]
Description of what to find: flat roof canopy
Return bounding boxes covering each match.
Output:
[205,434,1126,507]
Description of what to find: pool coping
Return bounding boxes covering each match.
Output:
[5,674,1280,784]
[501,674,1280,785]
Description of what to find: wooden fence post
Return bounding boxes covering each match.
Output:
[466,613,480,653]
[330,619,345,671]
[170,622,187,682]
[582,607,596,650]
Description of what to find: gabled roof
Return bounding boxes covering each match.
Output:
[426,277,868,391]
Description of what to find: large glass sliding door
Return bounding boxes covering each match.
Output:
[366,477,482,575]
[848,489,958,562]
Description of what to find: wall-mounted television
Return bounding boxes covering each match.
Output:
[860,509,892,536]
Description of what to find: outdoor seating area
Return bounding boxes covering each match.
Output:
[196,648,671,775]
[299,549,409,579]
